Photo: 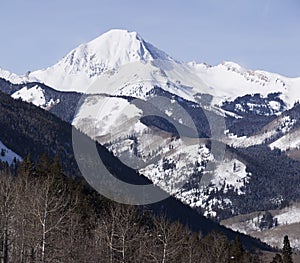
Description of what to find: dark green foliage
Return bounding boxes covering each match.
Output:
[226,145,300,215]
[222,93,283,137]
[222,93,286,117]
[282,235,293,263]
[0,90,79,175]
[259,211,277,231]
[0,148,5,157]
[225,114,276,137]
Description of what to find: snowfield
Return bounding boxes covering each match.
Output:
[0,67,28,84]
[0,140,22,164]
[12,85,46,107]
[11,85,59,109]
[275,206,300,225]
[270,128,300,151]
[72,95,147,141]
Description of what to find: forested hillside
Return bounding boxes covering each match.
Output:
[0,157,264,262]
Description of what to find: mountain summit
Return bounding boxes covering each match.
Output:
[28,29,173,92]
[56,29,172,71]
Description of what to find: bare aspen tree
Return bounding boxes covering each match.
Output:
[27,173,75,262]
[148,216,186,263]
[98,203,142,263]
[0,172,17,263]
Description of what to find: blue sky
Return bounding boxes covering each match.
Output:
[1,0,299,77]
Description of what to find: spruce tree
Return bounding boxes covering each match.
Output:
[17,154,34,177]
[282,235,293,263]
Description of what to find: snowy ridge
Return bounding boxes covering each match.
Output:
[73,94,146,140]
[187,61,300,108]
[0,67,27,84]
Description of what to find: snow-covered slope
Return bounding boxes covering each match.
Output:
[0,140,22,164]
[187,61,300,108]
[269,127,300,151]
[224,114,298,148]
[29,29,174,93]
[73,94,146,140]
[72,92,251,218]
[221,203,300,249]
[11,85,59,109]
[12,85,46,107]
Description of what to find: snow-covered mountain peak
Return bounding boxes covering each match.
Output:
[64,29,173,72]
[28,29,174,91]
[88,29,172,62]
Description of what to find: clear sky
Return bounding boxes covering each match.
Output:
[1,0,299,77]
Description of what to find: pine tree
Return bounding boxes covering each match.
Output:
[282,235,293,263]
[17,154,34,177]
[1,148,5,157]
